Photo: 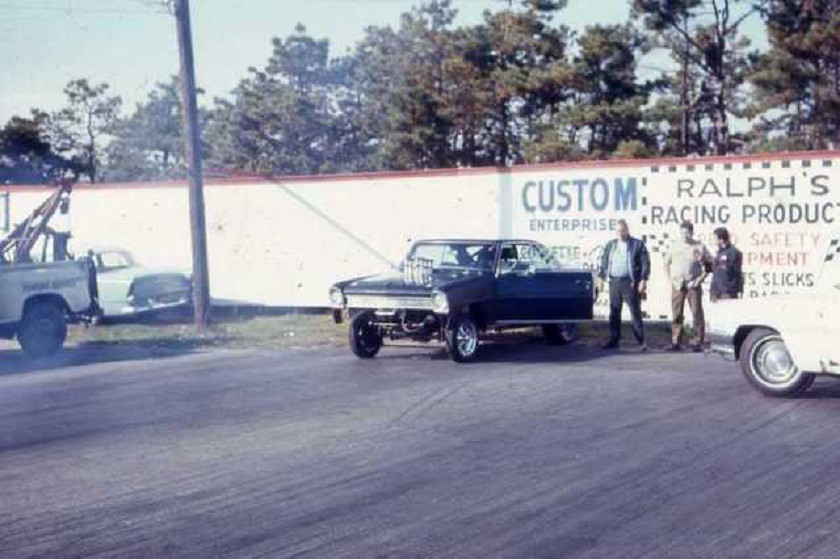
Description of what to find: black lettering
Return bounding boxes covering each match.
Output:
[650,206,663,225]
[811,174,830,196]
[758,205,771,223]
[699,178,722,197]
[747,177,765,197]
[677,179,694,198]
[770,176,796,197]
[742,205,755,223]
[725,177,744,197]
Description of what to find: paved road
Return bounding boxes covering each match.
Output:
[3,339,840,558]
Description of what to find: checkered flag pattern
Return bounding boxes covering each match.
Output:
[642,232,671,254]
[824,237,840,263]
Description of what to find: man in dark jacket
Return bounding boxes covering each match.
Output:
[710,227,743,301]
[598,219,650,350]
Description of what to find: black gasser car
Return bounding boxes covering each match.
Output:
[330,239,594,362]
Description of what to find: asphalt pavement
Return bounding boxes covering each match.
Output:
[3,338,840,558]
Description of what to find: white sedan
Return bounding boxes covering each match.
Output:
[707,262,840,397]
[86,248,192,319]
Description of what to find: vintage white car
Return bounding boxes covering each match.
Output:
[708,259,840,397]
[86,248,192,319]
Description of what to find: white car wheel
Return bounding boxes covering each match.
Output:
[739,328,814,397]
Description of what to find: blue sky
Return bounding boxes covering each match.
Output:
[1,0,766,122]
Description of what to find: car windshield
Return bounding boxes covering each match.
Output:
[406,242,497,272]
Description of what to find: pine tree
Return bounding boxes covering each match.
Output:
[48,79,122,182]
[529,24,652,161]
[749,0,840,150]
[103,77,190,181]
[632,0,757,155]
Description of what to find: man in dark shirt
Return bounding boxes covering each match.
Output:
[597,219,650,351]
[710,227,743,301]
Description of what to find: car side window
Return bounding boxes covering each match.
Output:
[499,242,561,275]
[498,243,538,275]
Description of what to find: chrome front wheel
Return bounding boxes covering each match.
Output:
[447,315,480,363]
[739,328,814,397]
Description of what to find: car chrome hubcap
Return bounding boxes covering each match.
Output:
[456,322,477,356]
[752,336,798,385]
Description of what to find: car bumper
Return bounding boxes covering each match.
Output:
[707,331,736,359]
[117,297,191,316]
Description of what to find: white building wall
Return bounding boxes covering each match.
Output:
[4,152,838,317]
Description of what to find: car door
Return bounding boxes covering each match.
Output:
[813,272,840,372]
[493,242,593,324]
[493,243,542,323]
[781,263,840,374]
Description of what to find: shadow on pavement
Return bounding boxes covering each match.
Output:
[0,337,226,376]
[797,377,840,399]
[376,335,662,365]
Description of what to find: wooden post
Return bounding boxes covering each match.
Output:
[174,0,210,329]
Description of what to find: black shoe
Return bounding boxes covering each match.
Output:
[665,343,682,351]
[691,344,703,353]
[601,340,619,350]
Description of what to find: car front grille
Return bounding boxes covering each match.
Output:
[346,294,433,310]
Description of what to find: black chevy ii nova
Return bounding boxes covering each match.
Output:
[330,239,595,362]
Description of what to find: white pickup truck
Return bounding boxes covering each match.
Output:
[707,259,840,397]
[0,259,99,357]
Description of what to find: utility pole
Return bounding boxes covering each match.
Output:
[173,0,210,329]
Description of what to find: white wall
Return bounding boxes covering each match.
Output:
[4,152,838,318]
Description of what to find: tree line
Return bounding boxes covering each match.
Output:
[1,0,837,184]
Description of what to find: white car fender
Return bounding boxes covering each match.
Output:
[709,295,825,373]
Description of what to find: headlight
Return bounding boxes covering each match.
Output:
[329,286,345,307]
[431,290,449,313]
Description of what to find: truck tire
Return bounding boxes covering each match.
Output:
[349,312,381,358]
[446,315,480,363]
[18,301,67,358]
[739,328,815,397]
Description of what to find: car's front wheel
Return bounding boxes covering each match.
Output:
[739,328,815,397]
[348,312,382,358]
[446,315,480,363]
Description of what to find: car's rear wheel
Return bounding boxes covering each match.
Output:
[446,315,480,363]
[349,312,382,358]
[18,301,67,358]
[739,328,814,397]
